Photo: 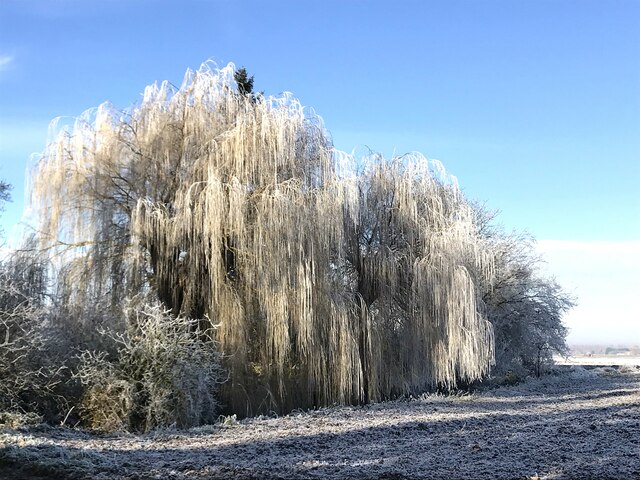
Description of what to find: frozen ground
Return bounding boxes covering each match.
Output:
[1,365,639,480]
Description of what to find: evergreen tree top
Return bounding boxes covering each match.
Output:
[234,67,254,96]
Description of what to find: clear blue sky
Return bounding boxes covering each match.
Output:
[0,0,638,343]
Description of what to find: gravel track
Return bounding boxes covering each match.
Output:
[1,366,639,480]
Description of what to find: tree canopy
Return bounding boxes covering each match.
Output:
[30,63,499,415]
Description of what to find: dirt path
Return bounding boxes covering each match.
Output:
[1,366,639,479]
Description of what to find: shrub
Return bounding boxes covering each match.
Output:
[76,299,224,432]
[0,251,71,422]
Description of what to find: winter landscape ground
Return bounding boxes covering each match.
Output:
[1,363,639,480]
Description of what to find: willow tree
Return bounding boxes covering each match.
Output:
[30,63,495,416]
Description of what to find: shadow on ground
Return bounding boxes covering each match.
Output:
[1,370,639,480]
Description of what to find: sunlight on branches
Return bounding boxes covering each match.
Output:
[31,62,498,416]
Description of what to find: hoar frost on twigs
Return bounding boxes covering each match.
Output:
[31,62,496,416]
[479,231,573,378]
[0,248,69,421]
[75,298,223,432]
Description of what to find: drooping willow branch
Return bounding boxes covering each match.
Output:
[31,62,495,415]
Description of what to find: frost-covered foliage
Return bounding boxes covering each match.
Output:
[31,62,497,415]
[0,247,70,419]
[478,228,574,378]
[341,161,495,402]
[76,299,222,432]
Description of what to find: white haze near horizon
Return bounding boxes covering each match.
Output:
[536,240,640,346]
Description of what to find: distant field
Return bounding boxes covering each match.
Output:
[555,355,640,366]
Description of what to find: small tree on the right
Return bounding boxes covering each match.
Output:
[481,230,574,378]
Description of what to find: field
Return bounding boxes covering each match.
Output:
[555,355,640,367]
[1,365,639,480]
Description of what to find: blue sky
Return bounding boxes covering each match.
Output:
[0,0,638,344]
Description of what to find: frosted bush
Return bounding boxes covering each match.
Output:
[76,299,224,432]
[0,252,70,421]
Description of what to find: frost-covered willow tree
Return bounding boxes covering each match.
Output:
[341,160,495,402]
[30,62,495,415]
